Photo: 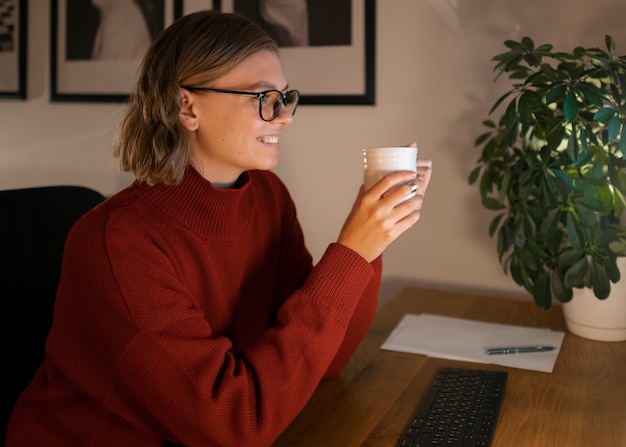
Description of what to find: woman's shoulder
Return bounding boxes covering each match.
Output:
[69,184,145,237]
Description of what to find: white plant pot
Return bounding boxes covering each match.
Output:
[562,259,626,342]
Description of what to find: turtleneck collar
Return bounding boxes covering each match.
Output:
[136,166,253,240]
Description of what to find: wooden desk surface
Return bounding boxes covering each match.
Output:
[272,287,626,447]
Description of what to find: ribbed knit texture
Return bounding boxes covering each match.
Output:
[6,167,382,447]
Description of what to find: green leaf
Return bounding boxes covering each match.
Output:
[610,83,622,104]
[567,131,578,162]
[551,168,575,192]
[498,222,514,258]
[524,53,539,67]
[547,229,564,255]
[579,82,605,106]
[518,91,533,123]
[468,166,481,185]
[507,122,519,147]
[474,132,492,147]
[509,253,524,286]
[502,40,520,50]
[521,36,535,51]
[513,217,526,248]
[517,246,537,270]
[489,90,516,115]
[540,207,561,239]
[618,74,626,101]
[563,91,579,124]
[605,257,621,283]
[578,184,613,213]
[592,262,611,299]
[502,98,519,129]
[594,107,616,123]
[607,155,624,190]
[546,83,566,104]
[547,125,566,151]
[574,145,593,168]
[564,257,588,288]
[518,168,536,202]
[479,168,492,197]
[481,138,497,160]
[535,43,553,53]
[488,214,504,237]
[608,115,622,141]
[551,269,573,303]
[606,35,615,53]
[621,126,626,158]
[559,248,585,268]
[533,272,552,309]
[585,159,605,185]
[609,240,626,256]
[498,172,512,205]
[482,197,504,210]
[524,212,537,239]
[566,211,584,250]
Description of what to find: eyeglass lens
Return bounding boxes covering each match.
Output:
[261,90,298,121]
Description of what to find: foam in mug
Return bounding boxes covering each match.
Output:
[363,146,418,203]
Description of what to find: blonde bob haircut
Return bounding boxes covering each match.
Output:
[113,10,279,185]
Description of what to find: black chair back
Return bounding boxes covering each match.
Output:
[0,185,105,441]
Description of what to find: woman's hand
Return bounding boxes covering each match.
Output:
[337,144,432,262]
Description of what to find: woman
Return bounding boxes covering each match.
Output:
[6,10,432,447]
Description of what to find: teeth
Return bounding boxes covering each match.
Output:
[258,136,279,144]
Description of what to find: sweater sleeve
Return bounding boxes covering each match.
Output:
[324,254,382,378]
[267,176,382,378]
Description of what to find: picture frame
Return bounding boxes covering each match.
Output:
[218,0,376,105]
[0,0,27,99]
[50,0,215,102]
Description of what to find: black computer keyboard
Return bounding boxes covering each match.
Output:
[398,367,507,447]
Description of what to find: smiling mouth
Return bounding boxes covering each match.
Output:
[257,136,279,144]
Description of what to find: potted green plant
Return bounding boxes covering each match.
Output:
[469,35,626,316]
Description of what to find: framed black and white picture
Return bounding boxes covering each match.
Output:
[51,0,374,105]
[50,0,219,102]
[0,0,27,99]
[218,0,376,105]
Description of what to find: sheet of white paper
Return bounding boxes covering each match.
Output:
[380,314,565,373]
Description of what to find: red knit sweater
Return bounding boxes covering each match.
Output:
[6,167,381,447]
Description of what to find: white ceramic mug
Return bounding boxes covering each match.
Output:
[363,146,418,202]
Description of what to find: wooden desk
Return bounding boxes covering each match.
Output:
[272,287,626,447]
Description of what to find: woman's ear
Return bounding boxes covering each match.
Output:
[179,89,199,131]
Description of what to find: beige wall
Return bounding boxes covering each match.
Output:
[2,0,626,305]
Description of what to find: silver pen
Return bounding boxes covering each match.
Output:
[486,346,556,355]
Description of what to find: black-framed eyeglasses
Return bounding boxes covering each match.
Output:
[181,86,300,122]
